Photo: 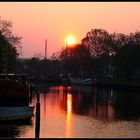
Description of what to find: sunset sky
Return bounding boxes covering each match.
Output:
[0,2,140,58]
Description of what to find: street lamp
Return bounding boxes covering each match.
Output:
[65,40,68,77]
[2,45,8,79]
[65,37,75,77]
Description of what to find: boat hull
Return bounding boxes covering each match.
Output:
[70,77,93,86]
[0,79,30,106]
[0,106,33,121]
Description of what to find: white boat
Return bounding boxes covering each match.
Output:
[0,106,34,121]
[68,74,93,86]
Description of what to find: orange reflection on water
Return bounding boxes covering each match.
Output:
[65,93,72,138]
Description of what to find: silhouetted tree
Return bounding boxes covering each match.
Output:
[0,17,22,73]
[114,44,140,80]
[59,44,92,77]
[81,29,114,78]
[0,17,22,55]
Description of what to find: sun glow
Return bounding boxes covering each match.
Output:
[66,36,75,46]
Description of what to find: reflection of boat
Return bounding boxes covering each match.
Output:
[69,85,93,94]
[69,74,93,86]
[0,106,34,121]
[61,78,70,86]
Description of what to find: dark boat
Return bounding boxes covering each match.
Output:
[0,73,34,122]
[0,73,30,106]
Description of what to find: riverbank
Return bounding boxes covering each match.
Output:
[96,79,140,91]
[27,76,140,92]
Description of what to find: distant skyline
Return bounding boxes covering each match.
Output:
[0,2,140,58]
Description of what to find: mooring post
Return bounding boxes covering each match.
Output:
[29,84,33,104]
[35,92,40,139]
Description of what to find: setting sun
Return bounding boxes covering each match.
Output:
[66,37,75,46]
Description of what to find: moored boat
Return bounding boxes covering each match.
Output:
[0,106,34,121]
[0,73,30,106]
[68,74,93,86]
[0,73,34,122]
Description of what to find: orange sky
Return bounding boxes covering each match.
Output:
[0,2,140,58]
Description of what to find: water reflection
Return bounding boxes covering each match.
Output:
[65,86,140,121]
[1,84,140,138]
[0,119,33,138]
[65,93,72,138]
[0,91,36,138]
[59,85,140,137]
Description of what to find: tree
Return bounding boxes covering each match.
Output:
[114,44,140,80]
[59,44,92,77]
[50,51,60,61]
[0,17,22,73]
[112,31,140,80]
[128,31,140,45]
[0,17,22,55]
[81,29,114,78]
[82,29,113,58]
[110,32,128,54]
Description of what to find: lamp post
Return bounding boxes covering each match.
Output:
[65,40,68,77]
[44,39,47,78]
[2,42,8,79]
[65,37,75,78]
[5,44,8,79]
[45,39,47,61]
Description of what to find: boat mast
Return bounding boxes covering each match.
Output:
[45,39,47,60]
[44,39,47,78]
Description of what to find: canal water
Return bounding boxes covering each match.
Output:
[0,84,140,138]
